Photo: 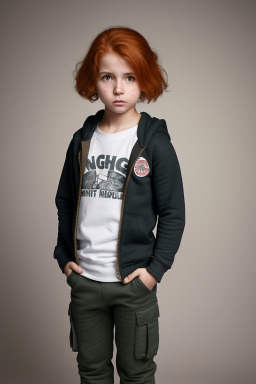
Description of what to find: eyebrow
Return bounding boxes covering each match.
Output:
[99,71,136,75]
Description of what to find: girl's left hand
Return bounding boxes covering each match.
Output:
[123,268,157,290]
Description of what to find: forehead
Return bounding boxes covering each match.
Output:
[98,52,134,74]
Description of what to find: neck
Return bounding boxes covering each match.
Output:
[98,107,141,133]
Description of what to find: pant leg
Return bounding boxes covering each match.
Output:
[113,276,160,384]
[67,271,115,384]
[67,271,160,384]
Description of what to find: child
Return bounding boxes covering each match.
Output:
[54,26,185,384]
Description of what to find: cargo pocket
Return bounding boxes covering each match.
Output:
[68,302,78,352]
[135,300,160,359]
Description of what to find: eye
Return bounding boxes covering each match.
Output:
[126,76,136,81]
[102,75,112,81]
[101,75,136,81]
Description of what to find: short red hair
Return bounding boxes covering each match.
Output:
[73,27,169,103]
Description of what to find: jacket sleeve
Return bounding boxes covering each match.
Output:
[53,138,75,274]
[146,131,186,283]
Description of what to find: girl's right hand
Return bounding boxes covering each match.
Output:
[64,261,83,277]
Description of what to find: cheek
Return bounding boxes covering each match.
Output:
[101,89,110,99]
[132,85,142,99]
[96,84,108,97]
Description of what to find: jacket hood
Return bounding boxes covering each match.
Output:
[81,109,170,147]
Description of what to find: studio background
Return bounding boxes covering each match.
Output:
[1,0,255,383]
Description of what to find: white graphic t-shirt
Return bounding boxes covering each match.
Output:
[76,123,138,282]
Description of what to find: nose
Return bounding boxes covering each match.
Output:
[113,79,124,95]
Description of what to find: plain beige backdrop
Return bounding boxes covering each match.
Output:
[1,0,255,383]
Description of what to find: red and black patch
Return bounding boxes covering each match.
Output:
[134,157,150,177]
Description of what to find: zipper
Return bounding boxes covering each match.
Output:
[116,143,147,280]
[73,143,82,265]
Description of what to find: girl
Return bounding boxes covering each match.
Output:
[54,26,185,384]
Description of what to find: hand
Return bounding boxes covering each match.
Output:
[123,268,157,290]
[64,261,83,277]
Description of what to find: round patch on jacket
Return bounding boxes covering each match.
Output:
[134,157,150,177]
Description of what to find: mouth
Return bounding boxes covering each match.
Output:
[113,100,126,104]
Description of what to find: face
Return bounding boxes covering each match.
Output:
[95,52,142,115]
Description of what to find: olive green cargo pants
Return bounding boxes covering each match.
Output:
[67,271,160,384]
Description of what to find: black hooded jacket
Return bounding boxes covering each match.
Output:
[53,109,186,283]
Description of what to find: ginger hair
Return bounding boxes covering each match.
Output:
[73,26,169,103]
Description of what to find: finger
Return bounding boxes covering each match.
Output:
[123,271,138,283]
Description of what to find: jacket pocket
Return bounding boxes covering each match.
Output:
[135,300,160,359]
[68,302,78,352]
[122,213,151,245]
[136,216,151,244]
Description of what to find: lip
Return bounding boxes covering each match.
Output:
[113,100,126,104]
